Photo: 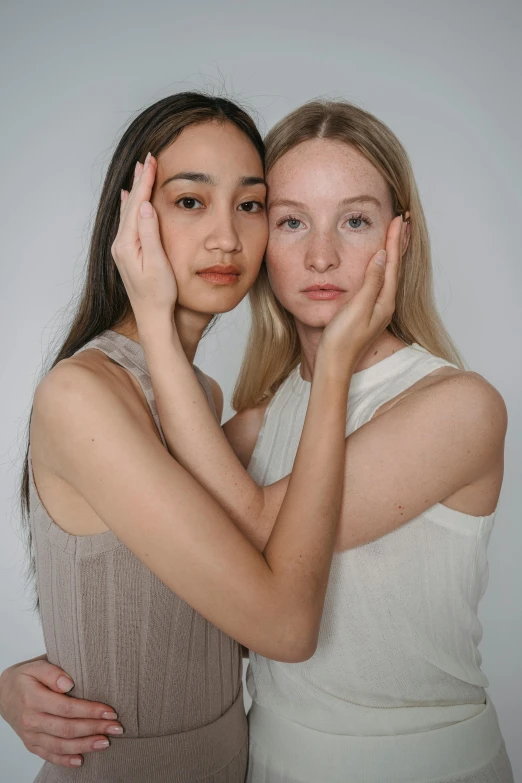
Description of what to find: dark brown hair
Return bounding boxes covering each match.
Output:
[21,92,264,587]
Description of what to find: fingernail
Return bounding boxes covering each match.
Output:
[140,201,153,218]
[70,758,83,767]
[134,161,140,177]
[93,739,110,749]
[144,151,152,170]
[374,250,386,266]
[57,676,74,692]
[107,725,124,735]
[102,711,118,720]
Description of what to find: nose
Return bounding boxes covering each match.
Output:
[304,230,341,273]
[204,206,241,255]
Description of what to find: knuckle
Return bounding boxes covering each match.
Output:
[61,700,73,718]
[59,721,74,739]
[31,659,49,675]
[19,688,31,709]
[50,738,67,754]
[20,712,35,731]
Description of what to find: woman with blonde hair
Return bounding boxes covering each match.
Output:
[1,99,513,782]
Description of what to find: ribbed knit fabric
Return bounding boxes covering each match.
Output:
[246,343,513,782]
[30,330,247,783]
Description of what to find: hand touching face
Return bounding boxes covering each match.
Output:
[150,121,268,316]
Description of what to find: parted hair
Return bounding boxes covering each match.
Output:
[232,100,462,412]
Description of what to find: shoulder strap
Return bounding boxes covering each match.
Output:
[75,331,168,448]
[348,347,458,433]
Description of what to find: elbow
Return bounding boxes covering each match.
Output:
[286,637,318,663]
[263,615,319,664]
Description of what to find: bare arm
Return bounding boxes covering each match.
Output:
[130,187,503,555]
[222,370,507,552]
[35,335,354,662]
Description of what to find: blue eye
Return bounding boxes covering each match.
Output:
[277,217,303,230]
[345,213,371,230]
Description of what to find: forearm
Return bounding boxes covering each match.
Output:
[137,320,353,649]
[145,320,352,642]
[262,358,352,641]
[140,321,267,534]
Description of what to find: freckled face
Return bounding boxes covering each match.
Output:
[266,139,394,328]
[150,121,268,315]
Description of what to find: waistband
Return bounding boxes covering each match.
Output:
[36,687,247,783]
[248,697,503,783]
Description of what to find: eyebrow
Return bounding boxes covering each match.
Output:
[269,194,382,210]
[161,172,266,188]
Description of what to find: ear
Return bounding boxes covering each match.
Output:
[402,211,411,255]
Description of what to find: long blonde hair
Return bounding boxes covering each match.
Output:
[233,100,463,412]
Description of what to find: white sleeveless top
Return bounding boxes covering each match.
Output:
[246,343,507,779]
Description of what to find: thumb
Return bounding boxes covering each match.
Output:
[23,659,74,693]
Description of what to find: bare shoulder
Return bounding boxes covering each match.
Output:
[33,350,154,445]
[223,401,270,468]
[415,369,505,424]
[36,351,129,412]
[204,375,224,423]
[388,368,507,449]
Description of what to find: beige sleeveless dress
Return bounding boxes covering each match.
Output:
[30,330,247,783]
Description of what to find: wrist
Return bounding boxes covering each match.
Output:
[313,347,358,386]
[136,313,178,347]
[138,320,188,371]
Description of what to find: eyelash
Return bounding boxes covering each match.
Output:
[276,212,373,231]
[175,197,265,213]
[344,212,372,230]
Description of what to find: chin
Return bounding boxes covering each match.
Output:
[178,287,249,316]
[291,300,346,329]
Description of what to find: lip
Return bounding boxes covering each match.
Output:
[303,284,345,292]
[197,264,241,286]
[302,283,346,300]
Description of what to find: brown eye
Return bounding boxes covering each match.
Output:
[239,201,263,213]
[176,197,203,210]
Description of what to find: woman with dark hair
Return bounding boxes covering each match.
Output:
[6,98,510,782]
[0,93,398,782]
[89,101,512,782]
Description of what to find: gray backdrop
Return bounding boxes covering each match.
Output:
[1,1,521,780]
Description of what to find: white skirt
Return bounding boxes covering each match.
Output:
[245,701,514,783]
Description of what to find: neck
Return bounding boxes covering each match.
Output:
[296,319,407,381]
[114,307,213,365]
